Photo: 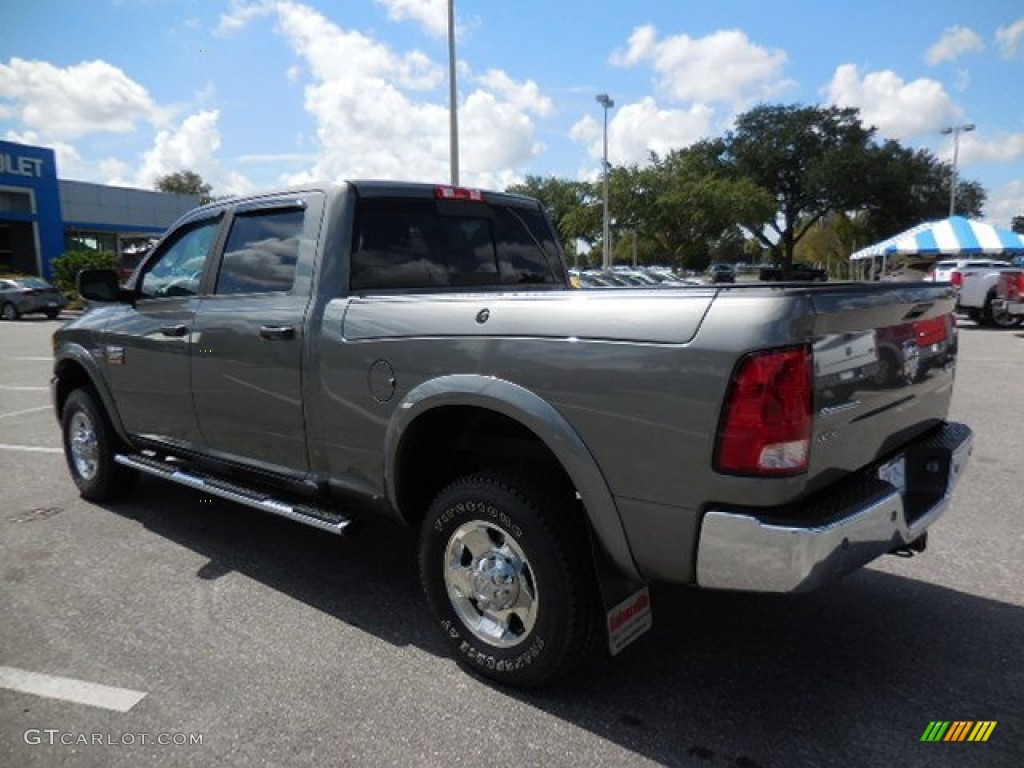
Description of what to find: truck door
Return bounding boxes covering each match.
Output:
[101,214,224,446]
[191,196,319,476]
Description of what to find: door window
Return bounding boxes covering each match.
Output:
[215,208,304,294]
[139,218,221,299]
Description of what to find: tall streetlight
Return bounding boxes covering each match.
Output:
[596,93,614,269]
[941,123,975,217]
[447,0,459,186]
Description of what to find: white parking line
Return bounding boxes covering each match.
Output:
[0,385,49,391]
[0,666,147,712]
[0,443,62,454]
[5,356,53,361]
[0,406,52,420]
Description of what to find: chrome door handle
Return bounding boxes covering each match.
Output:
[159,324,188,337]
[259,325,296,340]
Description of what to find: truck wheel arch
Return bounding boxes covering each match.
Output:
[385,374,641,580]
[53,349,131,444]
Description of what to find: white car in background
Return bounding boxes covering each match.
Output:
[926,258,1006,283]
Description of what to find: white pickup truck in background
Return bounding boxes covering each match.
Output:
[950,255,1024,327]
[995,266,1024,319]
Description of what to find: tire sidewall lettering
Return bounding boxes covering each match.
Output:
[433,498,522,539]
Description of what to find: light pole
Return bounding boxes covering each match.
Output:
[941,123,975,217]
[447,0,459,186]
[596,93,614,270]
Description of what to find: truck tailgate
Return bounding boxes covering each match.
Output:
[805,282,958,494]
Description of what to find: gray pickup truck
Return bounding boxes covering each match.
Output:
[53,181,972,687]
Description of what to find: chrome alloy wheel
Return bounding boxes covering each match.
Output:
[443,520,539,648]
[69,410,100,481]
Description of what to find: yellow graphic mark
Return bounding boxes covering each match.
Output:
[967,721,997,742]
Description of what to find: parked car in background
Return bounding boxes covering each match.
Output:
[0,276,67,320]
[995,267,1024,320]
[925,258,1006,283]
[951,255,1024,327]
[759,263,829,281]
[708,263,735,283]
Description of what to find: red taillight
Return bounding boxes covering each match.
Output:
[435,186,485,202]
[1009,272,1024,301]
[715,347,813,476]
[950,270,963,288]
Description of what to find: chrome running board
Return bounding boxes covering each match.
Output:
[115,453,352,535]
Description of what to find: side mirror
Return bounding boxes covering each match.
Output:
[77,269,123,302]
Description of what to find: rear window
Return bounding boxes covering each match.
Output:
[350,197,565,292]
[18,278,50,288]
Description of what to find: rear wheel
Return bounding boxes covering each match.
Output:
[419,469,599,687]
[982,291,1021,328]
[1,302,19,321]
[61,388,136,501]
[44,309,60,320]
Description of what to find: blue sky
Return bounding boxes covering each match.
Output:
[2,0,1023,227]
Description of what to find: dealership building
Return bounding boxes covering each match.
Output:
[0,139,204,279]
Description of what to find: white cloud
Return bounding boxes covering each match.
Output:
[106,109,253,195]
[215,0,275,36]
[925,26,984,65]
[985,179,1024,229]
[611,26,792,106]
[571,98,714,167]
[375,0,449,38]
[826,64,960,140]
[0,57,165,139]
[996,17,1024,58]
[272,1,551,187]
[957,131,1024,165]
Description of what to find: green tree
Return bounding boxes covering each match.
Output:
[507,175,601,264]
[720,104,886,268]
[155,170,212,197]
[857,141,984,243]
[609,145,775,271]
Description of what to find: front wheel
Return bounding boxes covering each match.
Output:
[1,302,19,321]
[419,470,599,687]
[61,388,136,501]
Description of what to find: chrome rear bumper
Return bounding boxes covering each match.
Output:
[696,422,972,592]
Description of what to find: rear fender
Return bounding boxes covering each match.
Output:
[385,374,641,580]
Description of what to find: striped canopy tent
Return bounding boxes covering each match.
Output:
[851,216,1024,260]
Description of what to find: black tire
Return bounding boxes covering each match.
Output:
[45,310,60,320]
[1,302,19,321]
[982,291,1022,328]
[419,469,599,687]
[61,387,137,501]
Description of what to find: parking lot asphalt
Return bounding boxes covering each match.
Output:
[1,313,1021,768]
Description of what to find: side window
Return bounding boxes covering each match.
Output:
[139,218,221,299]
[215,208,304,295]
[351,199,499,291]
